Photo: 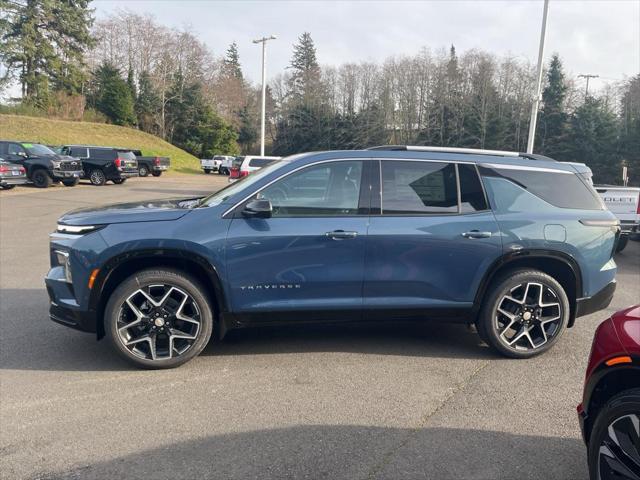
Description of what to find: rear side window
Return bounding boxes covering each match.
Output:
[118,151,136,160]
[248,158,276,168]
[69,147,87,157]
[458,163,488,212]
[89,149,115,160]
[381,161,458,214]
[479,166,603,210]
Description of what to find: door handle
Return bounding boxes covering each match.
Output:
[325,230,358,240]
[461,230,492,239]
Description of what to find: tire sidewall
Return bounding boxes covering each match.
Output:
[90,169,106,186]
[587,389,640,480]
[104,269,214,369]
[151,171,161,177]
[32,169,52,188]
[615,236,629,253]
[139,166,149,177]
[478,269,570,358]
[62,178,79,187]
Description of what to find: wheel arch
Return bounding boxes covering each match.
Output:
[475,250,583,327]
[89,249,227,340]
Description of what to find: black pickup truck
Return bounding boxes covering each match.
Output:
[127,149,170,177]
[0,141,83,188]
[60,145,138,186]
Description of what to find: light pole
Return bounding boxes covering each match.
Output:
[578,74,599,98]
[253,35,277,156]
[526,0,550,154]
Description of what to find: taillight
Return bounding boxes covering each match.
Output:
[240,170,249,178]
[20,167,25,174]
[114,158,122,168]
[154,157,160,166]
[230,167,239,178]
[0,165,8,173]
[637,198,640,214]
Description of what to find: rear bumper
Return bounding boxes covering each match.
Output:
[152,165,169,171]
[0,176,28,186]
[620,221,639,234]
[576,280,616,318]
[117,169,139,178]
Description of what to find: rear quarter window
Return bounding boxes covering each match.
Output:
[248,158,276,168]
[480,166,603,210]
[88,149,116,160]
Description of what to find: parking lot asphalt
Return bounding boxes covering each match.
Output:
[1,175,639,480]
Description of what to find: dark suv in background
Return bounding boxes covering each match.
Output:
[60,145,138,186]
[46,146,619,368]
[0,141,83,188]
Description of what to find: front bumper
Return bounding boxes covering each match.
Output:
[45,266,96,333]
[576,280,617,318]
[52,169,83,180]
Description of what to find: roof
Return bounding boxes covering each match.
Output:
[367,145,556,162]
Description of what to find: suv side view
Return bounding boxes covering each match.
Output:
[61,145,138,185]
[46,146,619,368]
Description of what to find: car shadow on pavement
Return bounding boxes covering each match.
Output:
[0,289,494,372]
[35,425,587,480]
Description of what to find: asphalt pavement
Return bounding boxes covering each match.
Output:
[1,175,638,480]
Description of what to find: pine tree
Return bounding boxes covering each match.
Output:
[237,105,257,153]
[222,42,243,80]
[0,0,95,106]
[619,75,640,185]
[538,54,569,158]
[135,71,160,134]
[94,62,136,126]
[288,32,323,105]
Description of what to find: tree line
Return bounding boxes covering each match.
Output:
[1,2,638,184]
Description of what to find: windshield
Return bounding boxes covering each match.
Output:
[199,160,290,207]
[22,143,56,156]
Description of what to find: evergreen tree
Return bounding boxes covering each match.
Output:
[237,105,258,153]
[222,42,243,80]
[135,70,160,134]
[538,54,569,158]
[0,0,95,106]
[288,32,323,105]
[127,67,137,102]
[619,75,640,185]
[94,62,136,126]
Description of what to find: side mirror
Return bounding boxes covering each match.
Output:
[16,151,28,158]
[242,199,272,218]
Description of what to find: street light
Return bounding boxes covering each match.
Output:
[526,0,550,154]
[253,35,277,156]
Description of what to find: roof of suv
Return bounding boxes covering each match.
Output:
[367,145,556,162]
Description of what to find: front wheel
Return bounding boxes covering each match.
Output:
[477,269,569,358]
[616,236,629,253]
[151,171,162,177]
[104,269,214,369]
[62,178,79,187]
[89,169,106,186]
[32,169,52,188]
[588,389,640,480]
[203,169,211,174]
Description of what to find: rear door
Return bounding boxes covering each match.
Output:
[363,160,502,319]
[225,159,371,322]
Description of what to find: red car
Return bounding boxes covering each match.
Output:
[578,305,640,480]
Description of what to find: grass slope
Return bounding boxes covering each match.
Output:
[0,114,200,173]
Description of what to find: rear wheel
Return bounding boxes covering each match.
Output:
[616,236,629,253]
[32,169,52,188]
[1,185,16,190]
[151,171,162,177]
[477,269,569,358]
[112,178,126,184]
[62,178,79,187]
[105,269,213,369]
[588,389,640,480]
[89,169,106,186]
[138,165,149,177]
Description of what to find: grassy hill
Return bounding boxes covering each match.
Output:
[0,114,200,173]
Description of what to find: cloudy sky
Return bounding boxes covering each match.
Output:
[93,0,640,92]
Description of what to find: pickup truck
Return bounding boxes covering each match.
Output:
[0,141,83,188]
[127,149,170,177]
[201,155,234,174]
[596,185,640,252]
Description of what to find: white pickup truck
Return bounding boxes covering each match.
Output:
[595,185,640,252]
[201,155,234,174]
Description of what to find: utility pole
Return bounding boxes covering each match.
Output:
[578,74,599,97]
[253,35,277,156]
[526,0,550,154]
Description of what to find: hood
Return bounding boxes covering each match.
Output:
[59,198,197,226]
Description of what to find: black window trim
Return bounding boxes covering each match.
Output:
[373,158,491,217]
[226,158,374,219]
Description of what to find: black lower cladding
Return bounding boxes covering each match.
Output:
[48,297,97,333]
[576,280,617,318]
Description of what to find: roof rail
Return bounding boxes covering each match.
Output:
[367,145,556,161]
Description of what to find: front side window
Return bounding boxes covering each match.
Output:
[258,161,363,217]
[7,143,26,156]
[381,161,458,214]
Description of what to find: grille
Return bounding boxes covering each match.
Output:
[59,161,81,171]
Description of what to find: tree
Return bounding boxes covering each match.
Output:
[288,32,323,105]
[222,42,242,80]
[0,0,95,106]
[619,75,640,185]
[537,54,569,158]
[237,105,258,153]
[135,70,160,133]
[93,62,136,126]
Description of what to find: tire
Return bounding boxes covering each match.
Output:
[587,389,640,480]
[89,169,106,186]
[112,178,126,184]
[138,166,149,177]
[1,185,16,190]
[204,169,211,174]
[104,269,213,369]
[476,269,570,358]
[151,171,161,177]
[32,169,52,188]
[615,236,629,253]
[62,178,79,187]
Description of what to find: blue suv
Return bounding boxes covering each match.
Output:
[46,146,619,368]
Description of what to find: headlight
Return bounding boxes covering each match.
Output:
[57,224,101,234]
[54,250,73,283]
[51,160,61,169]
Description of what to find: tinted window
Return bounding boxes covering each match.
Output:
[249,158,276,168]
[458,163,488,212]
[69,147,87,157]
[89,148,116,160]
[381,161,458,214]
[232,157,244,168]
[7,143,26,155]
[479,166,603,210]
[118,151,136,160]
[258,161,363,217]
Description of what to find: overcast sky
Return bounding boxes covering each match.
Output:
[93,0,640,92]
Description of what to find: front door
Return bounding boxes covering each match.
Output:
[225,160,370,322]
[363,160,502,320]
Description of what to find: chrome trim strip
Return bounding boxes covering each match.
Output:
[405,146,520,157]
